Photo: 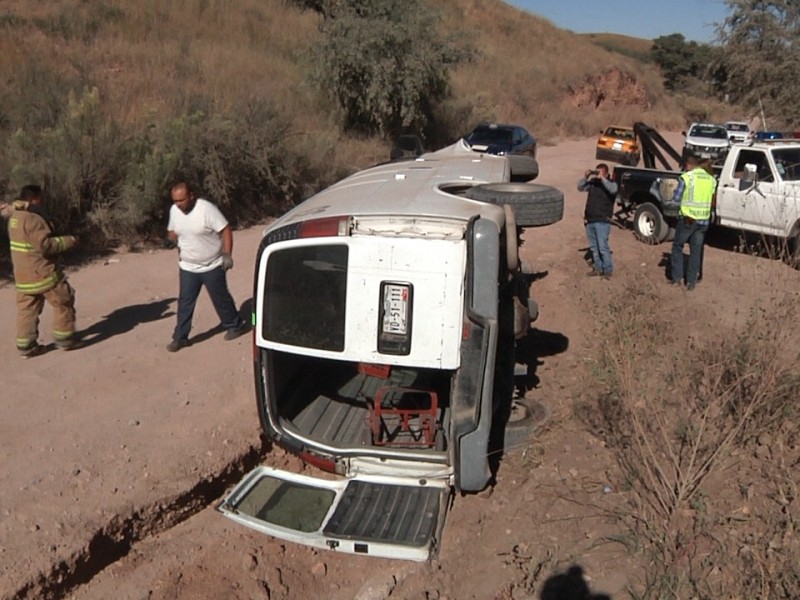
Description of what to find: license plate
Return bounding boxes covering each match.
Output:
[612,141,623,150]
[382,284,409,335]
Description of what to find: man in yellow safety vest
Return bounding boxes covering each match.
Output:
[670,155,717,290]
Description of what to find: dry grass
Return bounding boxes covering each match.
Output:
[580,274,800,599]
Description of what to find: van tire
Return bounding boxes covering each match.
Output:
[466,183,564,227]
[503,205,520,272]
[503,396,551,450]
[633,202,668,244]
[509,155,539,181]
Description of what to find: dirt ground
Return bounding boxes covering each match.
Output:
[1,134,795,600]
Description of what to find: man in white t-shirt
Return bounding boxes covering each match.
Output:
[165,182,248,352]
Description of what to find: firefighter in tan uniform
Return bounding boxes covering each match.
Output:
[7,185,79,357]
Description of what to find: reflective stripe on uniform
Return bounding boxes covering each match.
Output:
[10,241,34,253]
[16,337,37,350]
[15,272,63,294]
[52,329,73,340]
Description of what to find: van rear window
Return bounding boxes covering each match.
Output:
[264,245,348,351]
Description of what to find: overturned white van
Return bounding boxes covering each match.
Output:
[219,142,563,561]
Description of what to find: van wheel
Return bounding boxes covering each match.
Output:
[509,155,539,181]
[503,396,551,450]
[465,183,564,227]
[503,205,520,272]
[633,202,668,244]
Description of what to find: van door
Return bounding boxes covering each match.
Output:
[218,466,450,561]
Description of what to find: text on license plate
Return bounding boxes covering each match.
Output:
[382,284,409,335]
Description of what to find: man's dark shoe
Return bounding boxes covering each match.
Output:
[166,339,191,352]
[586,270,602,277]
[687,283,696,291]
[224,323,250,341]
[602,272,613,280]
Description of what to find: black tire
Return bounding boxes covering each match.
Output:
[465,183,564,227]
[503,396,551,450]
[633,202,668,244]
[503,205,520,272]
[787,230,800,270]
[509,155,539,182]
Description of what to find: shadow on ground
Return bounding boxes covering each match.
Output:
[78,298,176,348]
[540,565,611,600]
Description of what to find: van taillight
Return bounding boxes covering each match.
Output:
[299,217,350,238]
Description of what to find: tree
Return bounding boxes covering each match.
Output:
[714,0,800,127]
[651,33,713,91]
[309,0,470,138]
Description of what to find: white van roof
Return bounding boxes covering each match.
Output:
[268,141,510,231]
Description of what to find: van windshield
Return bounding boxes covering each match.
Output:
[264,244,348,351]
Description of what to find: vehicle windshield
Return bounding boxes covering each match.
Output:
[772,148,800,182]
[263,244,348,351]
[726,123,749,132]
[465,126,512,145]
[689,125,728,139]
[605,127,635,140]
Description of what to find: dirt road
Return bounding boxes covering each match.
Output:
[2,135,793,599]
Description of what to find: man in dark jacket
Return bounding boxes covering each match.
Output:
[7,185,79,357]
[578,163,618,279]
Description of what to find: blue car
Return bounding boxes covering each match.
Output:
[463,123,538,181]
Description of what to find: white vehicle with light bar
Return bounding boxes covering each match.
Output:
[218,142,564,561]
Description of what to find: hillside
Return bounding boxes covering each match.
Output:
[0,0,722,264]
[0,0,689,164]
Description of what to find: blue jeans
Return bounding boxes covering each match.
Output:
[670,218,708,286]
[174,266,243,342]
[585,221,613,274]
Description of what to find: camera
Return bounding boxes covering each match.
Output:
[589,170,599,176]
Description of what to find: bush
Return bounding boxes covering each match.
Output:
[3,87,305,249]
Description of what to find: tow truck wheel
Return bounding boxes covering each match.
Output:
[788,230,800,269]
[633,202,669,244]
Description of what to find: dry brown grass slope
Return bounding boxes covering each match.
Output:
[0,0,696,159]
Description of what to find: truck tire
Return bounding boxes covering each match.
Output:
[633,202,668,244]
[509,155,539,182]
[503,205,520,272]
[787,230,800,269]
[466,183,564,227]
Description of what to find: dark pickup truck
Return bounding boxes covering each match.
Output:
[612,123,686,243]
[615,166,682,243]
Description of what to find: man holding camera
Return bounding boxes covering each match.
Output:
[578,163,618,279]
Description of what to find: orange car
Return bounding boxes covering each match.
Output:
[595,125,640,166]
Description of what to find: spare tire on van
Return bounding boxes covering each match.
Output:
[465,183,564,227]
